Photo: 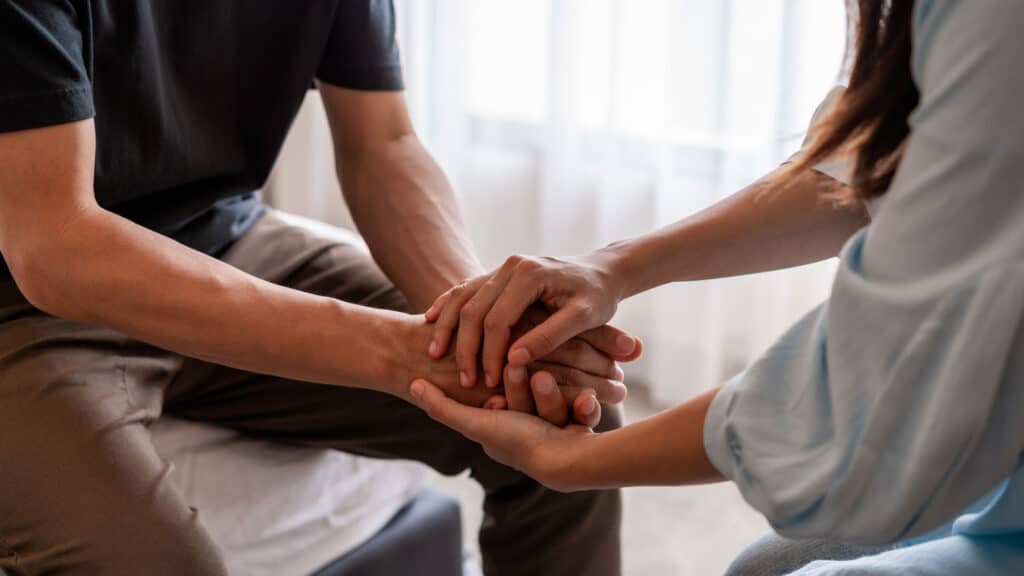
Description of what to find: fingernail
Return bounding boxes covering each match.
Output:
[535,374,555,394]
[614,365,625,381]
[509,366,527,384]
[410,381,424,400]
[616,334,636,354]
[581,395,597,415]
[485,374,494,388]
[509,348,531,365]
[428,340,439,357]
[460,371,471,388]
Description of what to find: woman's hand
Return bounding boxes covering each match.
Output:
[408,371,600,492]
[393,312,612,427]
[425,252,641,391]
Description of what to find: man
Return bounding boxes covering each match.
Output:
[0,2,637,575]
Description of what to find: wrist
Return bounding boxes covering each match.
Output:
[590,241,640,302]
[549,432,608,492]
[383,313,489,405]
[378,312,431,399]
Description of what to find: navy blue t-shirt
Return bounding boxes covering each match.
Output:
[0,0,403,277]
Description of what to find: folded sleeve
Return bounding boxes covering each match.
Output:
[704,0,1024,544]
[316,0,403,91]
[0,0,94,133]
[787,86,853,187]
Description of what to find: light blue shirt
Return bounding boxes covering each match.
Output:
[704,0,1024,572]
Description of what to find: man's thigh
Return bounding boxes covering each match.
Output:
[164,212,484,475]
[0,305,224,575]
[218,210,410,312]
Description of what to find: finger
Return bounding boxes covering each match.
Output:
[483,395,508,410]
[504,365,535,414]
[577,324,641,362]
[456,265,519,388]
[535,361,628,405]
[430,281,479,363]
[480,271,544,387]
[530,371,569,426]
[409,379,497,443]
[424,289,451,323]
[572,392,602,429]
[507,300,599,368]
[541,337,620,380]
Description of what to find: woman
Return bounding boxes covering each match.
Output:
[409,0,1024,573]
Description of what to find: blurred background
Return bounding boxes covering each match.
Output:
[267,1,848,573]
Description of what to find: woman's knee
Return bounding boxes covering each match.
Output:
[725,533,890,576]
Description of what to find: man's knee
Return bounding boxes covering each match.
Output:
[597,402,624,432]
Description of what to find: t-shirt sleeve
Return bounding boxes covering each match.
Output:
[316,0,403,91]
[786,86,854,187]
[704,0,1024,545]
[0,0,94,133]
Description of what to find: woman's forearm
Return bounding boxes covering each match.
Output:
[567,387,725,490]
[602,168,868,299]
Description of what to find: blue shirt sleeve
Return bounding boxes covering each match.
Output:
[703,0,1024,545]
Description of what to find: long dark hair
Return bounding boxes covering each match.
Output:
[790,0,919,202]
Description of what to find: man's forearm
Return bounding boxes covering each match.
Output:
[22,206,417,396]
[340,135,483,310]
[600,168,869,300]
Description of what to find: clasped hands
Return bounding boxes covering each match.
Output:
[407,252,639,490]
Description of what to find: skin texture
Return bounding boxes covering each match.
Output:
[0,85,629,417]
[415,167,866,491]
[429,169,868,390]
[411,377,722,492]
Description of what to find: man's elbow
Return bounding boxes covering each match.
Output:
[5,242,90,321]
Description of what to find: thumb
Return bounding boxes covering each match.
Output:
[507,303,598,366]
[579,324,643,362]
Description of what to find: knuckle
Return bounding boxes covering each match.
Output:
[440,315,459,330]
[482,311,505,332]
[460,302,480,323]
[535,331,556,356]
[573,301,597,322]
[514,256,540,274]
[502,255,523,271]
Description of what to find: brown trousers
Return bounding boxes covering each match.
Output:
[0,212,621,576]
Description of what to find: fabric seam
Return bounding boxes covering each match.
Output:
[0,85,92,102]
[0,535,23,571]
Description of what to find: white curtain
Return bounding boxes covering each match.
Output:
[268,0,849,407]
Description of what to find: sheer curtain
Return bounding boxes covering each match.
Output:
[268,0,848,406]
